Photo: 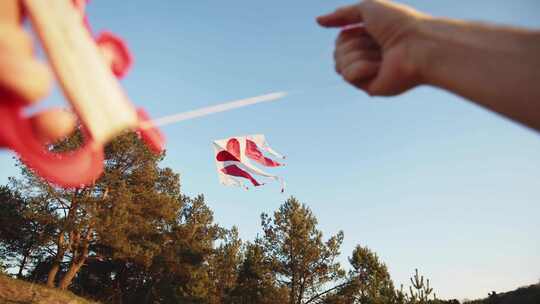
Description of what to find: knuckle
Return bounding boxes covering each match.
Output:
[335,7,348,14]
[342,39,357,52]
[358,36,377,49]
[359,0,381,14]
[366,84,384,96]
[343,51,361,65]
[364,87,376,96]
[361,0,377,7]
[336,32,347,44]
[343,68,361,83]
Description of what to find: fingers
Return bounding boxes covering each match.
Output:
[30,108,77,144]
[334,26,381,86]
[0,52,53,104]
[0,25,33,56]
[335,48,381,71]
[0,3,74,145]
[0,3,52,104]
[334,28,380,63]
[335,32,379,55]
[336,26,372,45]
[317,4,364,28]
[341,60,380,86]
[0,24,52,104]
[0,1,23,25]
[319,0,424,96]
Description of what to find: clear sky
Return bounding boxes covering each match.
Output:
[1,0,539,300]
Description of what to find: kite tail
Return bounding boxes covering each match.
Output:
[261,139,285,160]
[279,177,286,193]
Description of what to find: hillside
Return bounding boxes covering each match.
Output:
[0,275,97,304]
[464,283,540,304]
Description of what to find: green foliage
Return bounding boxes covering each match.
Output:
[0,186,54,277]
[260,196,345,304]
[3,136,531,304]
[139,195,224,304]
[324,245,397,304]
[228,242,288,304]
[405,269,436,303]
[395,269,459,304]
[3,132,183,291]
[206,226,242,303]
[66,194,224,303]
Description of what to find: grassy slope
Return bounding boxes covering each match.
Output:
[1,273,538,304]
[0,275,97,304]
[464,283,540,304]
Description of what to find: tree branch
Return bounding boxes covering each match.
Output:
[303,282,349,304]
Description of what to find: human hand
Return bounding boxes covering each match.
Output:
[317,0,430,96]
[0,0,75,143]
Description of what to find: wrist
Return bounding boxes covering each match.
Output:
[408,16,476,87]
[405,15,441,86]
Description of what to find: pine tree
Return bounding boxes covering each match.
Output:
[0,186,54,278]
[129,194,223,304]
[228,241,289,304]
[260,197,345,304]
[8,132,181,290]
[398,269,439,304]
[324,245,398,304]
[207,226,242,303]
[65,195,224,304]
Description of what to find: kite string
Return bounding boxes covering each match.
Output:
[142,91,288,129]
[139,81,344,130]
[285,81,343,96]
[141,38,347,129]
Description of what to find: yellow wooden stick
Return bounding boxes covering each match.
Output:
[23,0,139,145]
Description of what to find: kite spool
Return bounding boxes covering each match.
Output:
[0,0,164,188]
[24,0,140,144]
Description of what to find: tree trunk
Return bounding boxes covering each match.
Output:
[17,251,29,278]
[46,261,60,287]
[297,280,305,304]
[47,232,66,287]
[58,257,85,290]
[291,274,296,304]
[56,189,100,290]
[58,230,90,290]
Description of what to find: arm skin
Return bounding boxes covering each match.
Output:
[418,18,540,132]
[317,0,540,132]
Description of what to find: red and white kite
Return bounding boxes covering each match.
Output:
[213,135,285,191]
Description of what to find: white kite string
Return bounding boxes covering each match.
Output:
[139,82,343,130]
[140,92,287,129]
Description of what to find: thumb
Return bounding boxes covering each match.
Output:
[316,4,364,28]
[30,108,76,144]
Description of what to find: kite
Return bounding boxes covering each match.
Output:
[213,135,286,192]
[0,0,288,188]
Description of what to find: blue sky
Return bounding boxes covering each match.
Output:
[1,0,540,300]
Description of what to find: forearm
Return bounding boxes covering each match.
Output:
[414,17,540,131]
